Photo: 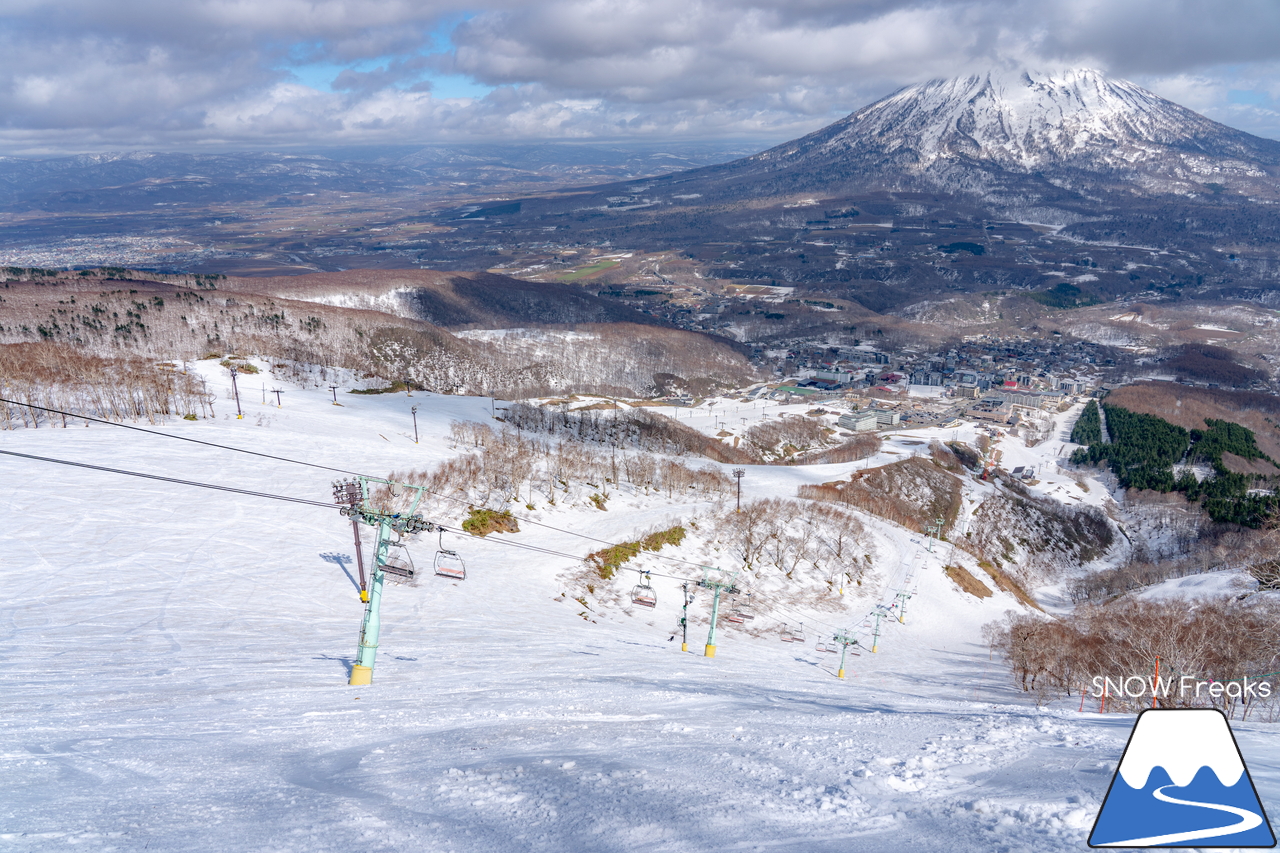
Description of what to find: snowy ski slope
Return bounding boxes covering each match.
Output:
[3,363,1278,852]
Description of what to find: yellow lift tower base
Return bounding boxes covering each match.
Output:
[704,644,716,658]
[349,665,373,686]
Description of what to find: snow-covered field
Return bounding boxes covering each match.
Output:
[4,364,1278,852]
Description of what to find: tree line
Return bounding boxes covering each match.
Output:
[0,342,212,428]
[985,598,1280,719]
[1069,400,1101,445]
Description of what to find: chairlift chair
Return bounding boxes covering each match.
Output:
[631,572,657,608]
[780,623,806,643]
[381,541,416,584]
[724,598,745,624]
[815,642,838,654]
[433,529,466,580]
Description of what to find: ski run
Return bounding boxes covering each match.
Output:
[3,359,1277,853]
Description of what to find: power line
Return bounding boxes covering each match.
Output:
[0,448,337,509]
[0,445,619,593]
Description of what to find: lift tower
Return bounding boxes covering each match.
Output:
[334,476,440,686]
[697,568,740,658]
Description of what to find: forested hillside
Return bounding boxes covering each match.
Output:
[1071,403,1280,525]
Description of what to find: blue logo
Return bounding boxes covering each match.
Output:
[1090,708,1275,848]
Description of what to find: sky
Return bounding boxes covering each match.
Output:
[2,0,1280,155]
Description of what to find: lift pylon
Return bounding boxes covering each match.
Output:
[923,516,944,552]
[335,476,441,686]
[679,582,693,652]
[831,630,861,679]
[893,588,914,624]
[333,480,369,601]
[697,568,740,658]
[869,605,890,653]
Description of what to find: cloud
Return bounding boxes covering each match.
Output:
[1,0,1279,153]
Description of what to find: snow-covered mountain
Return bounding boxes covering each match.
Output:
[669,68,1280,201]
[782,69,1278,172]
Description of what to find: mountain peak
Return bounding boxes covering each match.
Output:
[818,66,1244,171]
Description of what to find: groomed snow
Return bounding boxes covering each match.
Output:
[3,364,1278,852]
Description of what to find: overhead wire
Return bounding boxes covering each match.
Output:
[3,397,906,639]
[0,448,339,509]
[0,445,611,571]
[2,441,905,652]
[0,398,363,477]
[1,397,719,572]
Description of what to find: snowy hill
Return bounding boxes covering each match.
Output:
[3,365,1279,851]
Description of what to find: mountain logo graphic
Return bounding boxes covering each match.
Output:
[1089,708,1276,848]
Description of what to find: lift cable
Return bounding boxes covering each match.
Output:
[2,399,735,573]
[614,564,852,635]
[0,445,876,639]
[0,448,338,509]
[3,399,886,634]
[0,398,362,477]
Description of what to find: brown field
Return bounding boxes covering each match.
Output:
[944,565,993,599]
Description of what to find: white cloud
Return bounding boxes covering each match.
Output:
[1,0,1279,152]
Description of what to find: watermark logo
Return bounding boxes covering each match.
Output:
[1090,675,1273,702]
[1089,708,1275,848]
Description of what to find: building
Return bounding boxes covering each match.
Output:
[813,368,856,385]
[837,410,879,432]
[875,410,901,427]
[996,389,1064,410]
[968,408,1012,425]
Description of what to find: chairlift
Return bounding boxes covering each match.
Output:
[631,571,657,608]
[724,594,746,624]
[780,623,806,643]
[815,641,838,654]
[727,593,755,623]
[433,529,466,580]
[381,541,416,584]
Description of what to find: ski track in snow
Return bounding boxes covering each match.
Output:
[2,364,1277,852]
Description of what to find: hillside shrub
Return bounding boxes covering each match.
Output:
[462,508,519,537]
[585,525,686,580]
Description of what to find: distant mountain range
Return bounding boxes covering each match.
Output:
[6,69,1280,314]
[0,142,759,212]
[425,69,1280,309]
